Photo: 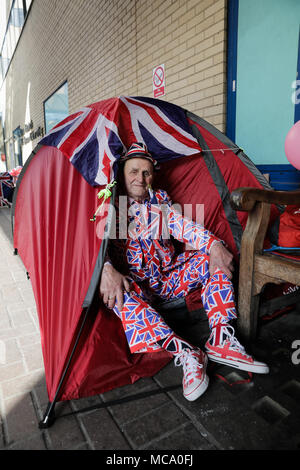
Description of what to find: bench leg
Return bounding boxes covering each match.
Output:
[237,287,260,344]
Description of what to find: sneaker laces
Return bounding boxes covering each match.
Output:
[174,349,203,380]
[220,325,252,359]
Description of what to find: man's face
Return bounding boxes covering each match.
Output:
[123,158,154,201]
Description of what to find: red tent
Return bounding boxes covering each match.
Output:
[12,97,276,427]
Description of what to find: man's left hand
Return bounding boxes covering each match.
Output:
[209,242,234,279]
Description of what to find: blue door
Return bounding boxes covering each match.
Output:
[227,0,300,188]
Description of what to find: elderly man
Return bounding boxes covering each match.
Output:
[99,142,269,402]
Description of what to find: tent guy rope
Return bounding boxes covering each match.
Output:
[90,180,117,221]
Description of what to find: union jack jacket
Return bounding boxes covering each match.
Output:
[108,189,220,291]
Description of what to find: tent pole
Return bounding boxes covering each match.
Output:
[39,203,112,429]
[38,401,56,429]
[39,305,91,428]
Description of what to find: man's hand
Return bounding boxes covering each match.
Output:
[209,242,234,279]
[99,263,131,310]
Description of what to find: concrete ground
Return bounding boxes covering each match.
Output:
[0,205,300,452]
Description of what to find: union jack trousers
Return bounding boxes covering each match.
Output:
[111,189,237,353]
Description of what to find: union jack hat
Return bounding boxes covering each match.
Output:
[119,142,159,168]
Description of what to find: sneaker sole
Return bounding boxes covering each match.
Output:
[207,354,269,374]
[183,355,209,401]
[184,375,209,401]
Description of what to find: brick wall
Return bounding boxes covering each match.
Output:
[135,0,227,128]
[2,0,228,166]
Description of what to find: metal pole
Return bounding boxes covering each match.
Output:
[39,187,115,428]
[39,305,91,428]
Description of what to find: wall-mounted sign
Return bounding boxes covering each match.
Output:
[15,120,44,145]
[22,126,44,145]
[153,64,165,98]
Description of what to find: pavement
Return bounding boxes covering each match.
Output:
[1,205,300,453]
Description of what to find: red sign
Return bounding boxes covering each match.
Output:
[153,64,165,98]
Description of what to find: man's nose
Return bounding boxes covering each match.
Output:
[136,172,145,183]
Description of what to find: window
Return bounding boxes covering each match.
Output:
[13,126,23,166]
[25,0,33,13]
[0,0,32,82]
[44,82,69,134]
[0,114,6,172]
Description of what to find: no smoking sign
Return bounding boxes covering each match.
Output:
[153,64,165,98]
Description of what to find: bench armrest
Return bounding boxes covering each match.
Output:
[230,187,300,212]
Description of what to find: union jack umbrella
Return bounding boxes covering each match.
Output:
[40,96,201,186]
[0,172,14,207]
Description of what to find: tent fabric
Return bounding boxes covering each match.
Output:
[13,145,171,401]
[13,96,277,403]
